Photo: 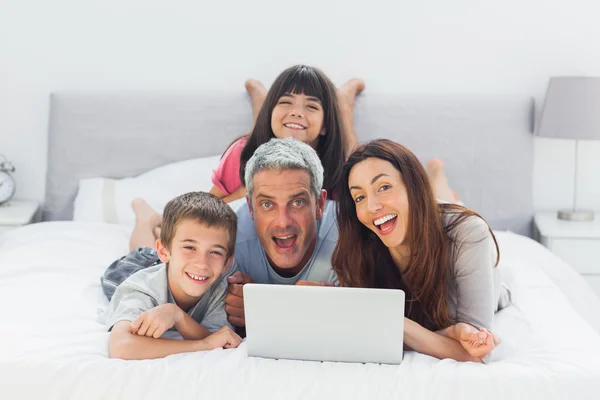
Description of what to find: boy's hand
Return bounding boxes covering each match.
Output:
[201,326,243,350]
[453,323,500,359]
[225,272,253,327]
[130,303,183,339]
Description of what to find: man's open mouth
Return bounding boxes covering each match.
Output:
[273,234,298,249]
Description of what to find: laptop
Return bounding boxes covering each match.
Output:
[243,284,405,364]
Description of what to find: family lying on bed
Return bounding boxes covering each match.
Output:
[101,65,509,363]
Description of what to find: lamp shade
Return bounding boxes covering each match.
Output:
[537,76,600,140]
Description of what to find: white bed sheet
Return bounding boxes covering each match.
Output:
[1,222,600,400]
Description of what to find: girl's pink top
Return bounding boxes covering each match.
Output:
[211,137,248,196]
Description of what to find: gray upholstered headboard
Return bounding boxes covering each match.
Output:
[45,92,534,235]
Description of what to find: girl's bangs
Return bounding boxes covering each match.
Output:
[281,68,326,100]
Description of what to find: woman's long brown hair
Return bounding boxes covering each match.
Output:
[332,139,499,329]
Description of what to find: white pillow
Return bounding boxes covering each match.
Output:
[73,155,222,226]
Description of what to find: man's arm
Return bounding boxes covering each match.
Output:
[109,322,242,360]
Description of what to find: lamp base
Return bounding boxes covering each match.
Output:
[557,209,595,221]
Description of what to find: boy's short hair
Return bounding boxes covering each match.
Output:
[160,192,237,256]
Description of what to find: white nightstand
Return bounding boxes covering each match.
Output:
[534,212,600,298]
[0,200,40,236]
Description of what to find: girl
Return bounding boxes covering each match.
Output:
[212,64,361,203]
[332,139,509,363]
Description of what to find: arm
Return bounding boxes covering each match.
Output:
[438,323,499,359]
[434,216,501,360]
[126,289,231,340]
[106,275,211,341]
[109,322,242,360]
[210,137,247,199]
[209,185,246,204]
[452,216,498,331]
[174,311,213,340]
[404,318,482,363]
[109,321,213,360]
[225,271,253,327]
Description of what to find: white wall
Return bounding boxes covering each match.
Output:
[2,0,600,211]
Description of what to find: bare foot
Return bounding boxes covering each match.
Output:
[338,79,365,156]
[338,78,365,110]
[245,79,267,122]
[153,226,162,241]
[129,199,163,250]
[131,198,162,228]
[426,159,459,203]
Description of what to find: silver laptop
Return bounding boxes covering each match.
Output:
[243,284,405,364]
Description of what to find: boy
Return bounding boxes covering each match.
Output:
[104,192,242,359]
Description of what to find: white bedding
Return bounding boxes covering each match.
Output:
[1,222,600,400]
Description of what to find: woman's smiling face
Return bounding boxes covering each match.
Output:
[348,157,410,249]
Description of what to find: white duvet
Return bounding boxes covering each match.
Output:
[1,222,600,400]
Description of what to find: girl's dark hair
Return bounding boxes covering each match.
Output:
[239,65,346,196]
[332,139,499,329]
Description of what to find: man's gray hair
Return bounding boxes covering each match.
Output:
[244,138,324,198]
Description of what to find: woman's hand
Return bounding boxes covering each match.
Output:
[451,323,500,360]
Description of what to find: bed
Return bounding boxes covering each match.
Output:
[1,92,600,399]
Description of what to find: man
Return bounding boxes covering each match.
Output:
[224,138,338,327]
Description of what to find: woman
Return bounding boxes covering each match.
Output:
[332,139,510,362]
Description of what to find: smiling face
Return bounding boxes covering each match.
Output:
[348,157,410,252]
[270,92,325,149]
[248,168,326,276]
[157,219,231,311]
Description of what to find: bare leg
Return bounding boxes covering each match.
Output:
[426,159,460,203]
[129,198,162,251]
[245,79,267,123]
[338,78,365,158]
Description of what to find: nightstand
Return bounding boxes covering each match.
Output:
[534,212,600,298]
[0,200,40,236]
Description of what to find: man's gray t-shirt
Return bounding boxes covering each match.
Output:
[233,200,339,285]
[104,263,232,335]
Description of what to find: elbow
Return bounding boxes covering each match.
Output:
[108,334,137,360]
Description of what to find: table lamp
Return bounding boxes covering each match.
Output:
[536,76,600,221]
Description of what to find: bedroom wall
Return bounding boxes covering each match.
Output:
[1,0,600,212]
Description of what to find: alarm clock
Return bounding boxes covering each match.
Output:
[0,155,16,205]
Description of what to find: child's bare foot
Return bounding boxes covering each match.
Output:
[129,199,163,250]
[153,226,162,241]
[338,79,365,156]
[245,79,267,122]
[131,198,162,228]
[426,159,459,203]
[338,78,365,110]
